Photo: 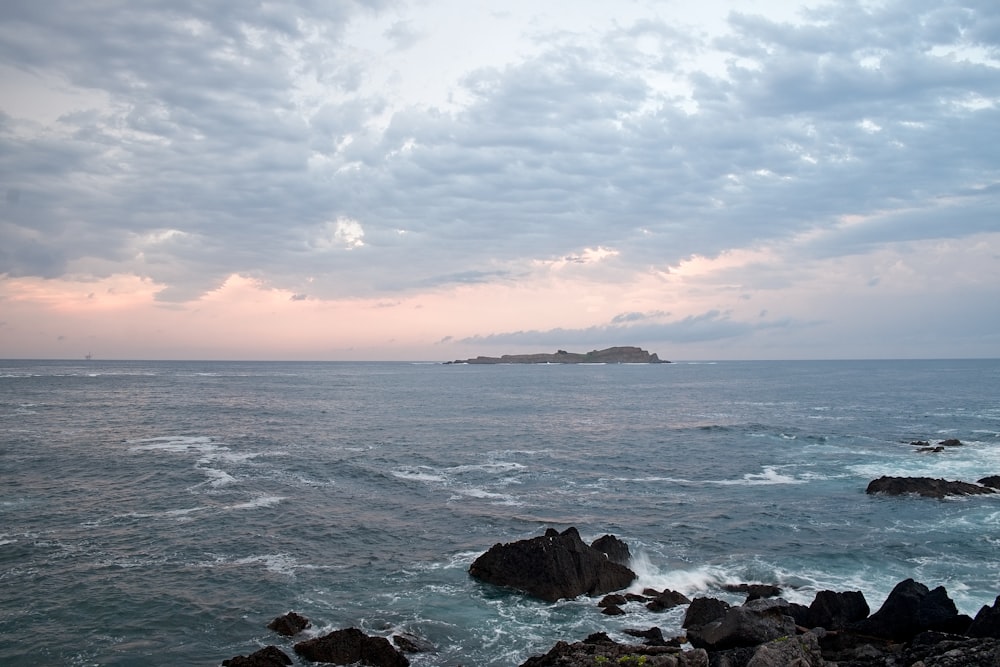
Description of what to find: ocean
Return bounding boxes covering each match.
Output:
[1,358,999,666]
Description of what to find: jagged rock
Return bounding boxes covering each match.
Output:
[967,595,1000,638]
[592,534,632,565]
[806,590,870,630]
[939,439,963,446]
[623,626,667,645]
[469,527,636,602]
[910,440,931,447]
[598,594,628,607]
[850,578,963,641]
[222,645,292,667]
[686,598,797,650]
[742,629,826,667]
[978,476,1000,490]
[723,583,783,601]
[518,632,709,666]
[683,597,731,630]
[865,476,995,498]
[602,604,626,616]
[902,631,1000,666]
[293,628,409,667]
[267,611,310,636]
[647,590,692,612]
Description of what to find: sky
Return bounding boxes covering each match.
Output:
[1,0,998,361]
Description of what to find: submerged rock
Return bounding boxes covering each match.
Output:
[266,611,310,637]
[469,527,636,602]
[222,645,291,667]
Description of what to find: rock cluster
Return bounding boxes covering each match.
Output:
[866,475,996,498]
[446,346,668,364]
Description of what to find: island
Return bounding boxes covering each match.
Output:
[444,346,669,364]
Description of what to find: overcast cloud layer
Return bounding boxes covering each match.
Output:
[1,0,998,360]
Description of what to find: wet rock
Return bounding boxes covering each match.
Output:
[733,629,825,667]
[623,626,667,645]
[518,632,709,666]
[683,597,731,630]
[865,476,995,498]
[267,611,310,637]
[978,476,1000,490]
[391,632,434,654]
[939,438,963,446]
[967,595,1000,639]
[806,590,870,630]
[469,527,636,602]
[686,598,797,650]
[850,578,964,641]
[222,645,292,667]
[647,590,692,612]
[601,604,626,616]
[592,534,632,565]
[293,627,409,667]
[598,593,629,607]
[722,583,783,601]
[902,631,1000,666]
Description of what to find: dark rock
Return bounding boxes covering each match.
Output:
[850,578,961,641]
[917,446,946,453]
[449,346,669,365]
[591,534,632,565]
[711,630,825,667]
[598,594,628,607]
[939,438,963,446]
[623,626,666,645]
[722,583,783,601]
[968,595,1000,638]
[626,593,650,602]
[787,601,812,628]
[518,634,708,666]
[222,645,292,667]
[267,611,310,637]
[807,590,870,630]
[683,597,731,629]
[647,589,692,612]
[293,627,409,667]
[902,631,1000,666]
[391,633,434,653]
[468,527,637,602]
[601,604,626,616]
[910,440,931,447]
[865,476,995,498]
[686,598,797,650]
[978,476,1000,490]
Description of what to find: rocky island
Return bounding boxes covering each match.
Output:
[445,346,668,365]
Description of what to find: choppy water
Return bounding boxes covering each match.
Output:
[1,358,999,666]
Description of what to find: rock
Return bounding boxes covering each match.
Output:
[902,631,1000,666]
[293,628,409,667]
[723,583,783,601]
[592,534,632,565]
[939,438,963,446]
[391,632,434,654]
[910,440,931,447]
[807,590,870,630]
[683,597,731,630]
[865,476,995,498]
[647,590,692,612]
[448,346,669,365]
[850,578,962,641]
[967,595,1000,638]
[978,476,1000,490]
[686,598,797,650]
[267,611,310,636]
[518,633,709,666]
[598,594,628,607]
[222,645,292,667]
[743,629,826,667]
[601,604,626,616]
[623,626,667,645]
[468,527,637,602]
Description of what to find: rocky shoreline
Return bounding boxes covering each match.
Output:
[222,461,1000,667]
[445,346,668,364]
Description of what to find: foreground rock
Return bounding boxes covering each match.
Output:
[866,475,996,498]
[685,597,797,650]
[222,645,291,667]
[850,578,969,640]
[519,632,709,667]
[469,527,637,602]
[293,628,409,667]
[446,346,668,364]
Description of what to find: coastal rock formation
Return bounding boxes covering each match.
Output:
[293,628,409,667]
[865,475,996,498]
[222,645,291,667]
[801,590,870,630]
[968,596,1000,638]
[266,611,310,636]
[446,346,668,364]
[978,476,1000,490]
[685,597,798,650]
[519,632,709,667]
[850,578,968,640]
[468,527,636,602]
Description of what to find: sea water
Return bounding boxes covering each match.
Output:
[1,358,999,666]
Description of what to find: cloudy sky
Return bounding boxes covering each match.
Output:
[1,0,998,361]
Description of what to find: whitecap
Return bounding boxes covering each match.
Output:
[391,468,447,483]
[228,495,284,510]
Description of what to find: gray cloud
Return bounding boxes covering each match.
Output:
[0,0,997,307]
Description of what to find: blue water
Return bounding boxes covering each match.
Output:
[1,359,999,666]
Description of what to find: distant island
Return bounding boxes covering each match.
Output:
[444,346,669,364]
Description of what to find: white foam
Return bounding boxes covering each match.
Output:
[710,466,806,486]
[391,468,447,483]
[446,462,526,474]
[229,495,284,510]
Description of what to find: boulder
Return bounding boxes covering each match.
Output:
[742,629,825,667]
[903,631,1000,666]
[978,476,1000,490]
[807,590,870,630]
[469,527,636,602]
[685,598,797,650]
[682,597,731,630]
[598,594,628,607]
[723,583,783,601]
[222,645,292,667]
[647,590,692,612]
[850,578,962,641]
[939,438,963,446]
[391,632,434,654]
[623,626,667,645]
[591,534,632,565]
[865,476,995,498]
[293,627,409,667]
[267,611,310,636]
[967,595,1000,638]
[518,632,708,666]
